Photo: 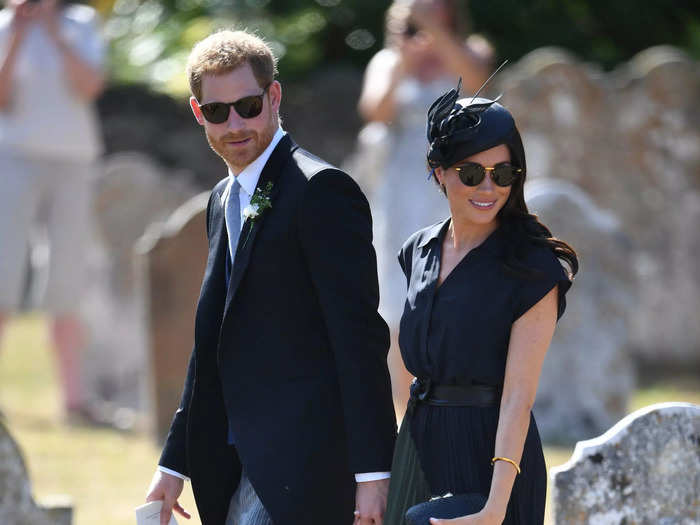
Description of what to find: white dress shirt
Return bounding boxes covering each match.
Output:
[158,127,389,483]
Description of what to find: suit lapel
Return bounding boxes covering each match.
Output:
[222,134,296,319]
[207,184,231,311]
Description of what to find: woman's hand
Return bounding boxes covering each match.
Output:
[429,507,504,525]
[9,0,40,38]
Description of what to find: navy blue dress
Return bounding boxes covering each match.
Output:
[397,218,571,524]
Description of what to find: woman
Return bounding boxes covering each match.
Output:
[355,0,493,414]
[384,82,578,524]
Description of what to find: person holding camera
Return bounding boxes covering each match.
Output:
[0,0,105,420]
[356,0,494,417]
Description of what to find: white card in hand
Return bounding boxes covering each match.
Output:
[135,500,178,525]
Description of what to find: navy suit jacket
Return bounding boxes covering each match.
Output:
[159,135,397,524]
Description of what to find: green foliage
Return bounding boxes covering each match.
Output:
[104,0,389,96]
[469,0,700,70]
[101,0,700,97]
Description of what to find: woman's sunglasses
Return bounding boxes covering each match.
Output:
[198,83,271,124]
[453,162,522,187]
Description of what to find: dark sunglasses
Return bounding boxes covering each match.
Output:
[198,83,271,123]
[453,162,522,187]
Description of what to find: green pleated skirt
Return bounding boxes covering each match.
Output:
[384,411,432,525]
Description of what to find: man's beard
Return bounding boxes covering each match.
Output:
[205,110,276,172]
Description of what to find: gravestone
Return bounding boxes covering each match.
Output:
[0,420,72,525]
[137,193,209,442]
[526,179,635,443]
[551,402,700,524]
[612,47,700,371]
[80,152,197,427]
[496,45,700,373]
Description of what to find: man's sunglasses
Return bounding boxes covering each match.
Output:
[198,83,271,124]
[453,162,522,187]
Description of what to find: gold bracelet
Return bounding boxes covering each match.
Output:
[491,456,521,475]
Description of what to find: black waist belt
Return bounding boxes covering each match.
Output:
[409,378,501,408]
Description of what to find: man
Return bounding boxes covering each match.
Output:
[145,30,397,525]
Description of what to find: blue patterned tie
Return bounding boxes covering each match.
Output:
[224,178,241,444]
[225,179,242,283]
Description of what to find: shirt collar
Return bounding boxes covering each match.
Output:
[229,126,286,194]
[221,127,285,205]
[417,218,451,248]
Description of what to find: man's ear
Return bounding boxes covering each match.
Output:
[190,96,205,126]
[268,80,282,114]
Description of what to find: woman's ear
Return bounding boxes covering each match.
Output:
[434,166,445,185]
[433,166,447,195]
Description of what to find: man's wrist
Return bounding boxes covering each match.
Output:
[355,472,391,483]
[158,465,189,482]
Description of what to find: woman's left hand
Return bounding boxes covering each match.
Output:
[429,509,503,525]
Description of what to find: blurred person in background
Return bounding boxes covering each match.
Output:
[0,0,105,420]
[356,0,494,415]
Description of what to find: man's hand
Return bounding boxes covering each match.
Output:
[354,478,390,525]
[145,470,191,525]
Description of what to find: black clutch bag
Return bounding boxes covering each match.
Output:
[405,493,487,525]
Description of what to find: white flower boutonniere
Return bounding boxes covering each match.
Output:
[241,181,273,247]
[243,203,260,220]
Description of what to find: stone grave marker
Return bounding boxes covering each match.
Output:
[497,45,700,373]
[551,402,700,524]
[0,419,72,525]
[526,178,635,443]
[80,152,197,427]
[137,192,209,442]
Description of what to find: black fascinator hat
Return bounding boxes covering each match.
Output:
[426,69,526,173]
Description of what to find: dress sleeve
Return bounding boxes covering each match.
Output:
[397,238,414,287]
[513,245,572,322]
[67,6,106,70]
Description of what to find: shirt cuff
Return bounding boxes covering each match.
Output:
[355,472,391,483]
[158,465,189,482]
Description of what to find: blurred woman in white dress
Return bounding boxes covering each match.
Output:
[356,0,494,413]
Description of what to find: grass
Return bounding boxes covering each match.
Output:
[1,314,698,524]
[0,315,200,525]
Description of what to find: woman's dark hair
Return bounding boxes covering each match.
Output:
[496,147,579,281]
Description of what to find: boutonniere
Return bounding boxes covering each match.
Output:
[241,181,273,246]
